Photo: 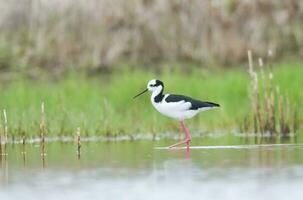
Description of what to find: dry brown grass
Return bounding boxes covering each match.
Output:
[0,109,8,157]
[76,127,81,159]
[243,50,299,137]
[40,102,47,157]
[0,0,302,73]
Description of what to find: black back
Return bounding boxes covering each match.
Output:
[165,94,220,110]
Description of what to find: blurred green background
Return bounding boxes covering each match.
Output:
[0,0,302,138]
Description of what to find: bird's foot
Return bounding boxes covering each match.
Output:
[168,138,191,148]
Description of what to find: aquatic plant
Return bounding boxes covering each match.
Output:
[243,50,299,137]
[76,127,81,159]
[40,102,47,157]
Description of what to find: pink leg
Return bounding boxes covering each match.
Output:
[169,121,192,148]
[185,145,191,159]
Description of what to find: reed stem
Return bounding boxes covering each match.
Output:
[2,110,8,156]
[40,102,47,158]
[76,127,81,159]
[245,50,296,137]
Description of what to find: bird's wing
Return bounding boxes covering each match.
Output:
[163,94,192,110]
[165,94,219,110]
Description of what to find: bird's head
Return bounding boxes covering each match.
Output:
[147,79,164,92]
[133,79,164,99]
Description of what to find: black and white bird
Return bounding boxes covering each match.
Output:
[134,79,220,148]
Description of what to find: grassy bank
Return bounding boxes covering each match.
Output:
[0,60,302,139]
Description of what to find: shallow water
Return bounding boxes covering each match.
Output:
[1,136,303,200]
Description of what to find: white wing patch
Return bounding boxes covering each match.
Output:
[163,94,192,110]
[150,94,193,120]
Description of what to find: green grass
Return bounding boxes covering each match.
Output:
[0,60,302,139]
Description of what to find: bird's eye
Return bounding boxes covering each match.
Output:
[149,84,155,87]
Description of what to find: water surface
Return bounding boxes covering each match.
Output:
[1,136,303,200]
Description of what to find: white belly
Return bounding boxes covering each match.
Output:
[151,100,200,121]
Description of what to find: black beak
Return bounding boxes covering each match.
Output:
[133,88,148,99]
